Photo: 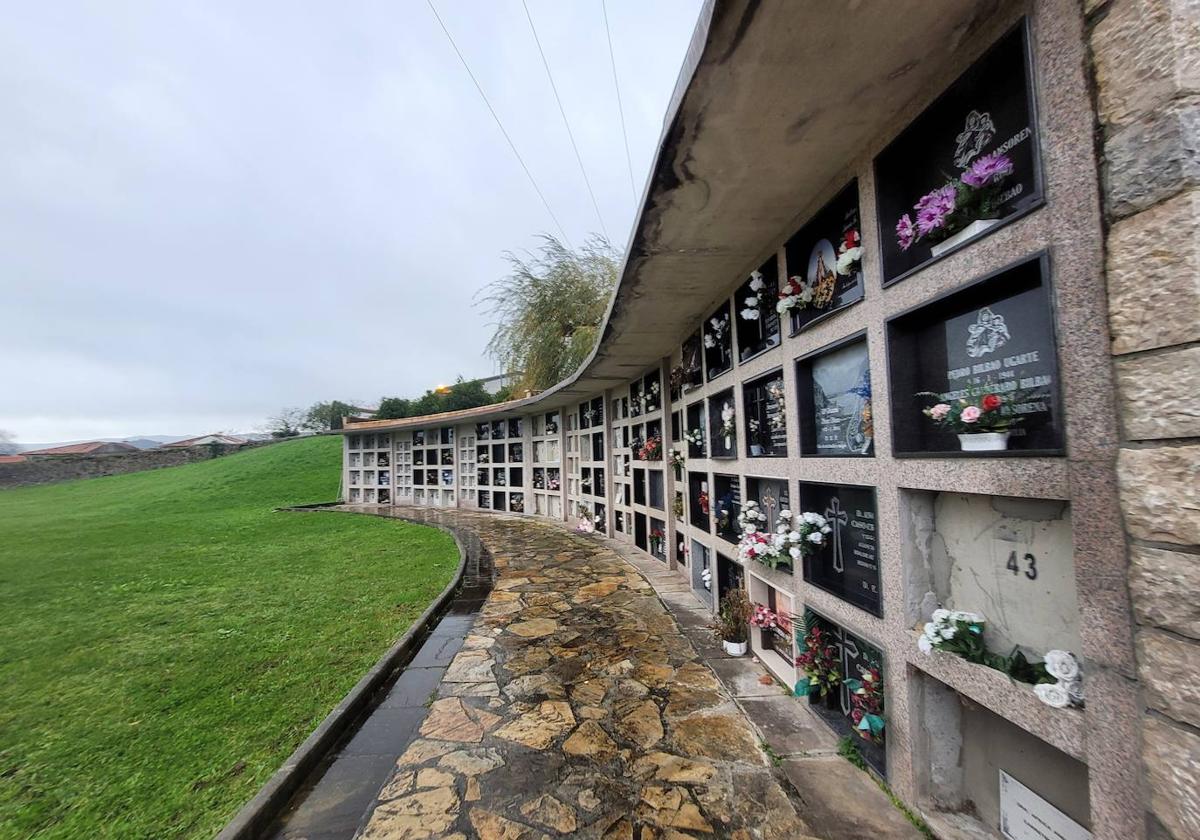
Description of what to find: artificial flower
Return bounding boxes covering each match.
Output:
[961,151,1014,188]
[915,184,957,235]
[896,214,916,251]
[981,393,1002,412]
[928,403,951,420]
[960,406,981,423]
[1033,682,1071,709]
[1043,650,1080,682]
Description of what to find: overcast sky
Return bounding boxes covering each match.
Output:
[1,0,702,443]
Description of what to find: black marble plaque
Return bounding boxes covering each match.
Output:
[785,181,866,332]
[708,390,737,459]
[735,256,782,361]
[687,471,709,530]
[743,371,788,457]
[703,303,733,381]
[887,254,1061,454]
[717,553,744,601]
[713,473,741,544]
[799,482,881,616]
[797,337,874,456]
[875,21,1042,284]
[682,331,704,393]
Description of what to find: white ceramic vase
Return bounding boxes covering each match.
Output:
[930,218,1002,257]
[723,640,749,657]
[957,431,1010,452]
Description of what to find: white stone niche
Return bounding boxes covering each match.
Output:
[901,490,1082,658]
[914,671,1091,839]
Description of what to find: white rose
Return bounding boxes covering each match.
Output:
[1034,683,1071,709]
[749,272,764,291]
[807,532,824,544]
[924,622,939,638]
[931,608,950,622]
[821,525,831,534]
[744,524,756,534]
[939,626,956,640]
[788,530,801,541]
[776,300,789,314]
[917,635,934,655]
[789,546,801,560]
[1043,650,1079,682]
[1065,679,1085,705]
[779,509,791,519]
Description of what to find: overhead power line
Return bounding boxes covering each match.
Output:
[522,0,609,241]
[601,0,637,204]
[425,0,573,248]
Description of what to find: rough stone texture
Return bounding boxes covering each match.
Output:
[1117,445,1200,545]
[1090,0,1200,128]
[1129,545,1200,639]
[1142,716,1200,839]
[0,440,267,488]
[351,507,822,839]
[1136,630,1200,726]
[1117,346,1200,439]
[1106,189,1200,354]
[1103,100,1200,221]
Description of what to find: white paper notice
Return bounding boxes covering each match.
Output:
[999,770,1091,840]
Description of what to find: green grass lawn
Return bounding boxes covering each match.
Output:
[0,436,458,839]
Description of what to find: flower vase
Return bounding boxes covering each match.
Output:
[930,218,1002,258]
[957,431,1010,452]
[723,435,732,452]
[723,640,748,657]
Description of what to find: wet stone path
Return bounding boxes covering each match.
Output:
[347,506,820,840]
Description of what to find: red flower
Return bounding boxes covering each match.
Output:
[843,230,859,250]
[981,394,1002,412]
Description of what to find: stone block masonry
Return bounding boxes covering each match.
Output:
[0,440,273,488]
[1088,0,1200,837]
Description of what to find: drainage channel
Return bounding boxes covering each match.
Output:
[265,528,493,840]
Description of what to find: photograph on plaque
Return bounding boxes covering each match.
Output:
[875,21,1043,284]
[782,181,866,333]
[685,402,707,458]
[713,473,741,544]
[798,482,881,616]
[681,331,704,394]
[702,303,733,381]
[796,336,873,457]
[743,371,788,458]
[887,254,1062,455]
[734,256,782,361]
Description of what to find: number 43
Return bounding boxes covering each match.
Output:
[1007,551,1038,580]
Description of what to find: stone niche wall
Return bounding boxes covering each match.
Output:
[1088,0,1200,838]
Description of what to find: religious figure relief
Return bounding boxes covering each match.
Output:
[813,252,836,309]
[824,496,849,573]
[953,109,996,168]
[966,307,1010,357]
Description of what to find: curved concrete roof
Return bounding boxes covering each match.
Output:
[346,0,993,433]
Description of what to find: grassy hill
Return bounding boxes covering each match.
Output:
[0,436,457,839]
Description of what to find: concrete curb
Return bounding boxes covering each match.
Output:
[215,511,469,840]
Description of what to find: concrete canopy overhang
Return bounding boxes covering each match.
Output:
[345,0,1000,433]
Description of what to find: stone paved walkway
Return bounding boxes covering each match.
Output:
[347,506,820,840]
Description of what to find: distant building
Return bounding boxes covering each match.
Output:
[161,434,247,449]
[23,441,139,457]
[0,454,26,464]
[478,373,518,395]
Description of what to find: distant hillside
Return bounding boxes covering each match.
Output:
[9,433,271,453]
